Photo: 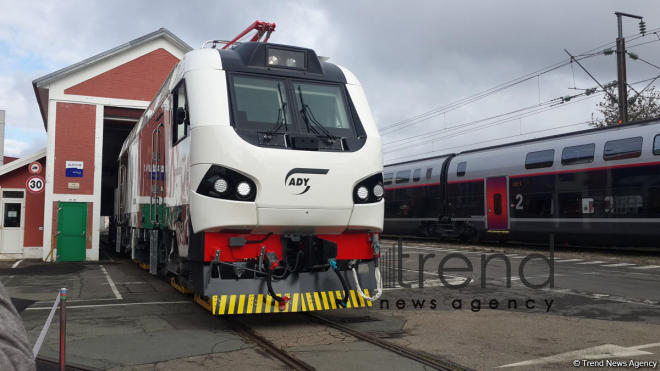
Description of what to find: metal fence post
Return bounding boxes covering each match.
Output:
[59,288,67,371]
[549,233,555,288]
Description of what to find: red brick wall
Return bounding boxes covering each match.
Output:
[54,103,96,194]
[64,48,180,101]
[0,158,46,247]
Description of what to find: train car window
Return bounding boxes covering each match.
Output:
[384,172,393,185]
[653,134,660,155]
[172,81,189,145]
[395,170,411,184]
[413,168,421,182]
[426,168,433,180]
[603,136,642,161]
[493,194,502,215]
[456,162,467,176]
[561,144,595,165]
[525,149,554,169]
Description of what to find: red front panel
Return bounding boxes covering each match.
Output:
[486,176,508,230]
[203,232,374,262]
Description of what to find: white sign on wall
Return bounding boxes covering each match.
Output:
[65,161,84,177]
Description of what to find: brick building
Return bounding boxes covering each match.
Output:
[22,28,192,261]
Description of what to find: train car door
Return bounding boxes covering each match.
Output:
[486,176,508,230]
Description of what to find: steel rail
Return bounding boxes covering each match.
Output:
[306,313,472,371]
[224,317,315,371]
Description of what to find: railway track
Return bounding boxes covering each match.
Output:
[224,316,315,371]
[305,313,471,371]
[218,311,471,371]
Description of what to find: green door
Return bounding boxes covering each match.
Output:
[57,202,87,262]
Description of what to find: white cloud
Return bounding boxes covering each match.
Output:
[4,138,32,157]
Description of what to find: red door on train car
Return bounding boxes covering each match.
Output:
[486,176,508,230]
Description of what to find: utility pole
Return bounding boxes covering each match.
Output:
[615,11,644,124]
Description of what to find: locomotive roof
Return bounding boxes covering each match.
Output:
[217,42,347,84]
[385,116,660,167]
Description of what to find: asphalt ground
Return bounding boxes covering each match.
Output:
[0,240,658,370]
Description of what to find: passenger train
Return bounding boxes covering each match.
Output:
[114,23,384,314]
[384,118,660,246]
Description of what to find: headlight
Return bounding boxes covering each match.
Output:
[236,182,252,198]
[353,173,384,204]
[197,165,257,202]
[373,183,384,199]
[356,186,369,200]
[214,178,228,194]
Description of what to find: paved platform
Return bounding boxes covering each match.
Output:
[0,242,658,370]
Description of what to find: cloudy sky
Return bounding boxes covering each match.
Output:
[1,1,659,162]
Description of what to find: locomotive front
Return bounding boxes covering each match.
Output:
[182,43,383,314]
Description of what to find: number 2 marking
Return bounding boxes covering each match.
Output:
[515,194,523,210]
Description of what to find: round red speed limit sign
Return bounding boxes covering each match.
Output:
[26,175,45,193]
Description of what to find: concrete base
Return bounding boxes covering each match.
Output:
[0,246,42,260]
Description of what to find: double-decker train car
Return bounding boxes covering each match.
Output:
[384,118,660,246]
[114,23,384,314]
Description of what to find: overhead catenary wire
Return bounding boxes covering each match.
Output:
[384,88,593,150]
[385,71,660,154]
[383,94,598,155]
[383,96,566,149]
[384,119,592,164]
[379,27,660,136]
[384,73,660,163]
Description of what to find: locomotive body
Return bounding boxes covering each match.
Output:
[116,41,384,314]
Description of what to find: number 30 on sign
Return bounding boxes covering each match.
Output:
[26,175,44,193]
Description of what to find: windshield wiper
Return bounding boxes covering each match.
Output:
[263,83,288,139]
[297,86,339,142]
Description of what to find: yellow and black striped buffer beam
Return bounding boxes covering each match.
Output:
[202,289,374,315]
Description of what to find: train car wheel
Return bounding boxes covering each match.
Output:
[426,223,437,237]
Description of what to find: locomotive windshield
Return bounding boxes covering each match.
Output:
[229,73,365,151]
[232,75,290,132]
[294,82,352,132]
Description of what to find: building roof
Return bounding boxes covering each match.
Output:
[0,148,46,178]
[32,28,193,128]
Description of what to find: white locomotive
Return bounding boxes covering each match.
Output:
[115,22,384,314]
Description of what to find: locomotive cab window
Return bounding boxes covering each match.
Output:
[230,75,291,133]
[426,168,433,180]
[395,170,411,184]
[654,134,660,155]
[412,168,421,182]
[561,143,595,165]
[293,81,356,138]
[384,172,393,185]
[525,149,554,169]
[604,136,642,161]
[172,81,189,144]
[457,162,467,177]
